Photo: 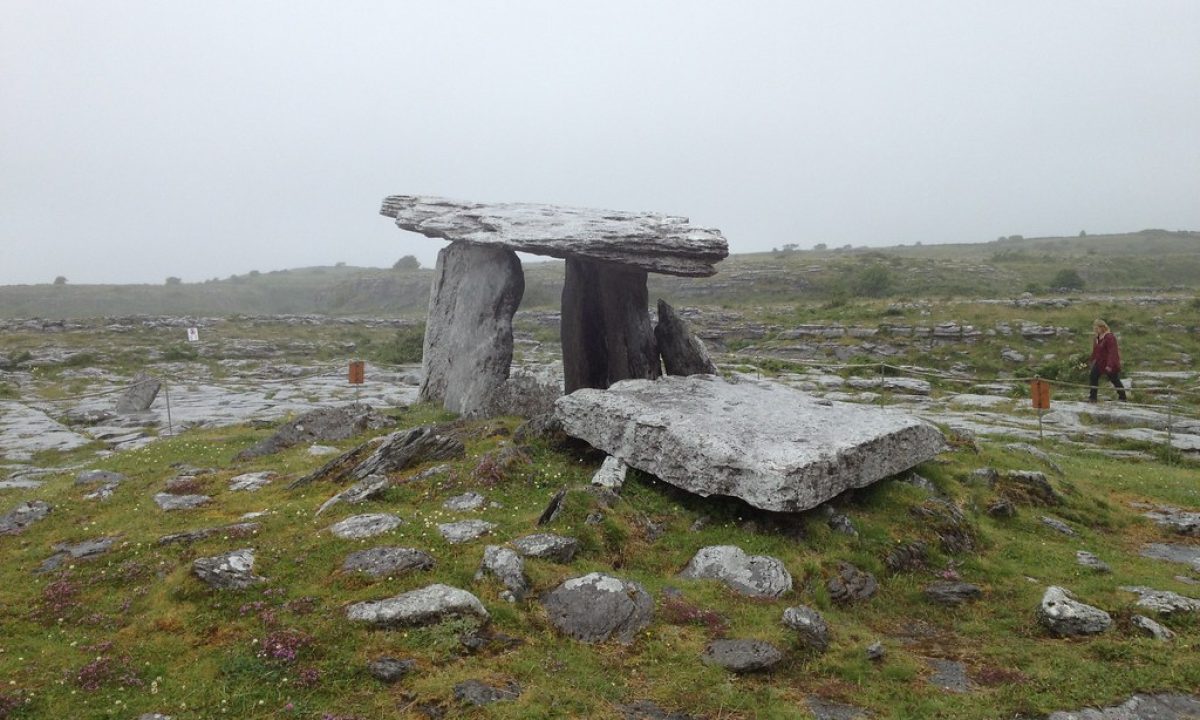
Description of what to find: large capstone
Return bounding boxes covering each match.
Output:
[420,242,524,416]
[542,573,653,644]
[554,374,945,513]
[380,195,728,277]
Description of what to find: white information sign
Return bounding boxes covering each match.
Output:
[186,327,199,342]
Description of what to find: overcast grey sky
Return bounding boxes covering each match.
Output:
[2,1,1197,285]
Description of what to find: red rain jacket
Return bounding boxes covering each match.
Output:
[1090,332,1121,373]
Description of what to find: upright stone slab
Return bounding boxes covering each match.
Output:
[420,242,524,416]
[654,299,717,376]
[561,258,660,393]
[116,373,160,413]
[554,374,945,513]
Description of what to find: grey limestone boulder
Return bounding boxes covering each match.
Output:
[192,549,265,590]
[554,374,944,513]
[368,656,416,683]
[0,500,51,535]
[655,299,717,376]
[1119,586,1200,615]
[1141,505,1200,537]
[229,471,274,492]
[1140,543,1200,572]
[1047,693,1200,720]
[782,605,830,652]
[153,493,211,511]
[510,533,579,563]
[346,583,488,627]
[419,242,524,417]
[543,573,653,644]
[700,639,784,673]
[591,455,627,490]
[679,545,792,598]
[236,404,392,460]
[115,373,160,413]
[1037,586,1111,636]
[36,536,117,573]
[75,469,126,486]
[329,513,404,540]
[342,547,434,577]
[443,492,486,511]
[1132,615,1175,641]
[475,545,530,601]
[315,474,392,516]
[438,520,496,544]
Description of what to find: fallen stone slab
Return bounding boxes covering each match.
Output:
[314,474,392,517]
[36,536,118,573]
[236,404,393,460]
[380,195,729,277]
[229,471,275,492]
[1038,586,1111,637]
[554,374,944,513]
[679,545,792,598]
[342,547,435,577]
[346,584,489,627]
[1140,543,1200,572]
[543,573,653,644]
[454,679,521,706]
[157,521,261,546]
[0,500,51,535]
[1047,693,1200,720]
[329,513,404,540]
[1119,586,1200,615]
[923,581,983,606]
[348,425,465,482]
[510,533,579,563]
[701,639,784,673]
[192,548,265,590]
[438,520,496,544]
[153,493,211,511]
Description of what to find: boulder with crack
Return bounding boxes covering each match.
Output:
[554,375,944,513]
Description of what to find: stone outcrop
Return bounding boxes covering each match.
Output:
[192,549,265,590]
[0,500,51,535]
[554,374,944,513]
[380,195,728,277]
[342,547,435,577]
[328,513,404,540]
[419,242,524,416]
[654,299,717,376]
[236,404,392,459]
[782,605,830,652]
[1047,694,1200,720]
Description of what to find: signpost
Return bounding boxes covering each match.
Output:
[186,327,199,342]
[1030,378,1051,440]
[349,360,365,402]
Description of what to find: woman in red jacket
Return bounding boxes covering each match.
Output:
[1089,319,1127,401]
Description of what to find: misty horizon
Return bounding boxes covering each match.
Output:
[3,1,1198,285]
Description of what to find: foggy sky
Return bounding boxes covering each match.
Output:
[2,1,1198,285]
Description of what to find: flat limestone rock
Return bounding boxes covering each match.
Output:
[1047,693,1200,720]
[346,583,488,627]
[380,195,728,277]
[329,513,404,540]
[554,374,945,513]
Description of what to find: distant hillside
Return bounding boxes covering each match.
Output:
[1,230,1196,318]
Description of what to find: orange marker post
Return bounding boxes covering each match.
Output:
[1030,378,1051,440]
[349,360,365,402]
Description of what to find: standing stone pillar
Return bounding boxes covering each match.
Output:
[561,258,661,394]
[420,242,524,416]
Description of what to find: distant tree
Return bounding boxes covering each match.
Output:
[813,243,827,251]
[53,275,67,285]
[165,276,182,285]
[781,243,799,252]
[393,255,421,271]
[1079,230,1087,237]
[1050,268,1085,290]
[335,261,346,268]
[852,264,893,298]
[248,269,261,277]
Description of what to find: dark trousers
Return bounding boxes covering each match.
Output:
[1089,365,1127,401]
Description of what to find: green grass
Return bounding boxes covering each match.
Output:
[1,408,1197,719]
